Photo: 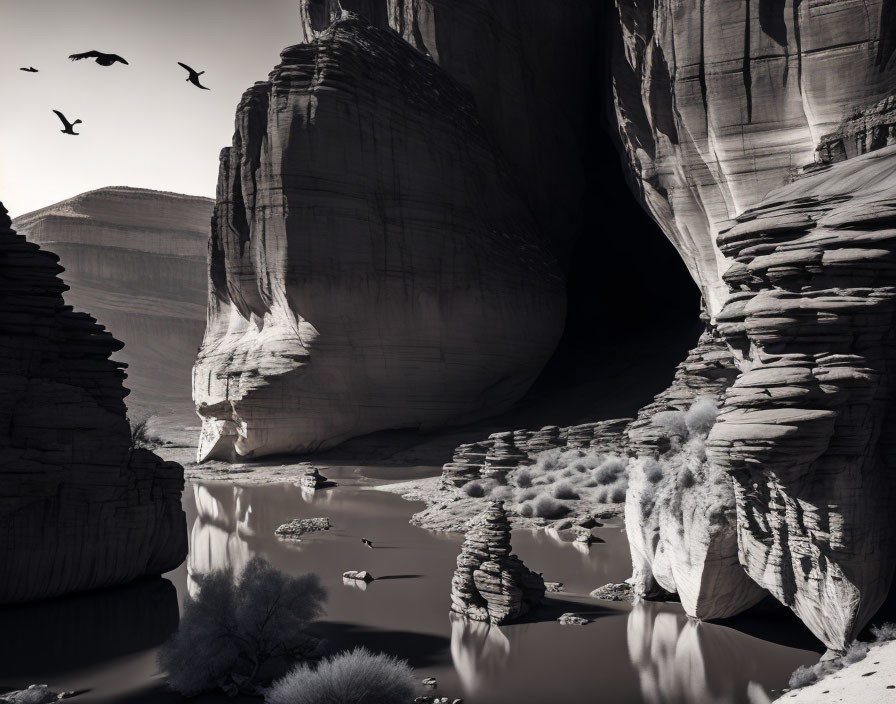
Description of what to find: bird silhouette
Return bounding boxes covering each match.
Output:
[69,51,128,66]
[361,539,374,549]
[177,62,210,90]
[19,66,38,72]
[52,110,81,135]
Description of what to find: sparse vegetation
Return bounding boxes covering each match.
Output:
[129,416,162,450]
[265,647,416,704]
[158,557,326,696]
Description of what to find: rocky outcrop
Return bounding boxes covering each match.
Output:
[450,500,545,624]
[0,201,187,603]
[817,92,896,164]
[706,145,896,651]
[625,327,767,619]
[13,187,212,416]
[193,14,565,461]
[611,0,896,315]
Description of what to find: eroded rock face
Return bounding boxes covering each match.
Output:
[611,0,896,315]
[706,145,896,650]
[625,327,766,619]
[450,500,545,624]
[13,187,212,416]
[194,15,565,460]
[0,202,187,603]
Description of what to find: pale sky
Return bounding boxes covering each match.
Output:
[0,0,301,217]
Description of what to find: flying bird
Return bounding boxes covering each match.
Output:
[19,66,38,72]
[69,51,128,66]
[52,110,81,135]
[177,62,210,90]
[361,539,374,549]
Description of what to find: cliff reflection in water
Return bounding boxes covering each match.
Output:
[628,603,777,704]
[449,613,512,694]
[188,484,257,595]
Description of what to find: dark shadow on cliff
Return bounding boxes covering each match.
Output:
[0,577,179,680]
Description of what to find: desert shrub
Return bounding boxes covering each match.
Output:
[532,494,569,519]
[266,647,416,704]
[463,481,486,498]
[517,488,538,502]
[129,416,161,449]
[643,459,664,484]
[841,641,869,665]
[489,485,514,502]
[788,664,820,689]
[551,481,580,500]
[609,485,626,503]
[517,501,534,518]
[872,622,896,642]
[685,397,718,437]
[514,469,533,488]
[594,456,625,485]
[653,410,688,438]
[159,557,326,696]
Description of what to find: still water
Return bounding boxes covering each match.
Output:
[0,466,819,703]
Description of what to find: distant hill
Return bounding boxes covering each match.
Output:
[13,186,213,419]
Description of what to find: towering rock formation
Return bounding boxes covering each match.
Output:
[611,0,896,315]
[450,500,545,624]
[611,0,896,650]
[706,145,896,650]
[625,327,766,619]
[194,14,565,460]
[0,201,187,603]
[13,187,213,416]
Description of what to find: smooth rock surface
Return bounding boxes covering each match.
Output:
[0,201,187,603]
[13,187,212,416]
[611,0,896,315]
[706,145,896,651]
[193,15,565,460]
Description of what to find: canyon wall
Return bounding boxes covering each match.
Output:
[0,201,187,603]
[612,0,896,650]
[612,0,896,315]
[193,15,565,460]
[13,187,212,417]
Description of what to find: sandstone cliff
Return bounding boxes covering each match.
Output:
[707,144,896,651]
[193,15,565,460]
[13,187,213,417]
[0,201,187,603]
[611,0,896,651]
[612,0,896,315]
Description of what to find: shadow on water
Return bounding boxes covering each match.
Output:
[513,595,618,625]
[375,574,424,580]
[717,597,825,654]
[0,577,179,681]
[311,621,450,669]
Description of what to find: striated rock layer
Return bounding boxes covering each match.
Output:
[0,201,187,603]
[611,0,896,315]
[13,187,213,416]
[194,15,565,460]
[706,145,896,650]
[625,326,766,619]
[450,500,545,624]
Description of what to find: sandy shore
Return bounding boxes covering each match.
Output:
[779,641,896,703]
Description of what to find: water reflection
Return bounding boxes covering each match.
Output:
[187,484,257,595]
[627,603,778,704]
[449,613,511,694]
